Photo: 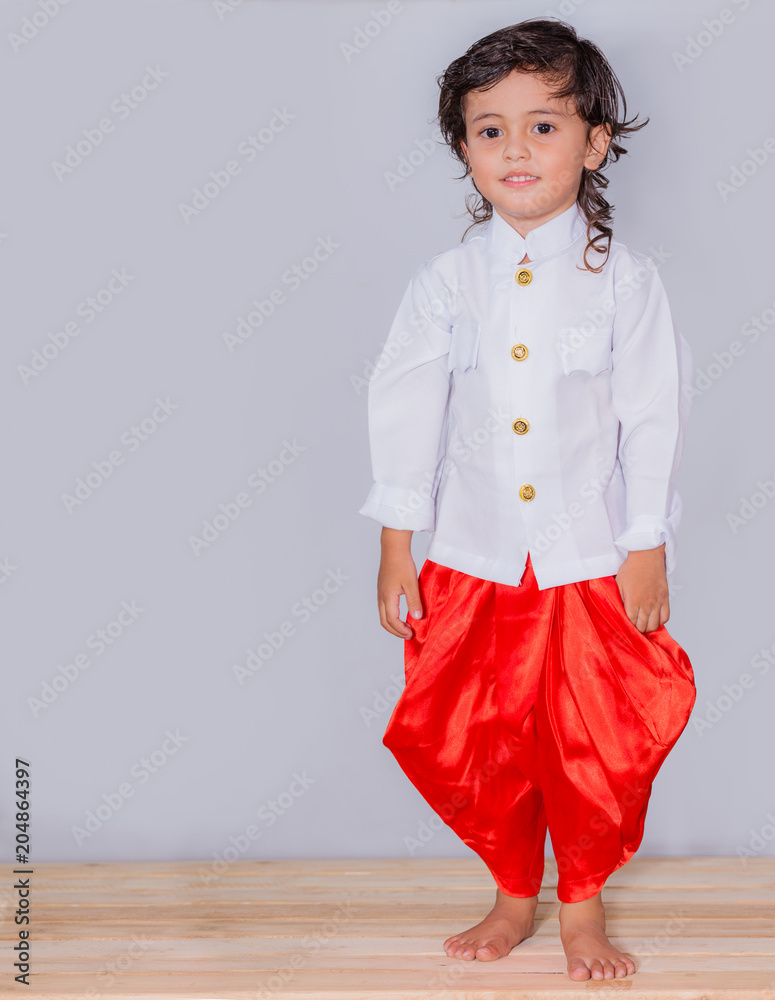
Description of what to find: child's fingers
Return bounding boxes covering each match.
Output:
[379,590,413,639]
[645,599,670,632]
[631,598,671,633]
[403,577,424,622]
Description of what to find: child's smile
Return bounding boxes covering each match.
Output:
[502,172,539,189]
[460,68,610,236]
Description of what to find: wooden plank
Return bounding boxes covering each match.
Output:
[19,885,775,906]
[23,935,775,957]
[10,968,775,999]
[10,865,775,890]
[3,856,773,878]
[18,950,775,974]
[10,901,775,924]
[5,858,775,997]
[12,917,775,939]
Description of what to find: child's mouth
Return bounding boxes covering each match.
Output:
[502,174,539,188]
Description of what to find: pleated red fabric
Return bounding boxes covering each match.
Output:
[383,552,696,903]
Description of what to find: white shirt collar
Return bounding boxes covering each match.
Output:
[485,201,587,265]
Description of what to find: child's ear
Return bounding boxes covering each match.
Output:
[587,123,612,168]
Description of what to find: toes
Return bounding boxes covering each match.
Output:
[567,959,591,981]
[444,936,472,959]
[566,951,636,982]
[446,938,505,962]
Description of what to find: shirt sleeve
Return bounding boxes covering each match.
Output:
[610,253,693,575]
[358,261,453,532]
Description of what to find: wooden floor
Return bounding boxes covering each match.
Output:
[2,857,774,998]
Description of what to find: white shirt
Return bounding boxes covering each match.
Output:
[358,201,692,590]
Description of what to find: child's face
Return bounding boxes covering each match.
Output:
[460,69,611,236]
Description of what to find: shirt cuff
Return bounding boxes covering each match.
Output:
[613,515,677,575]
[358,482,436,532]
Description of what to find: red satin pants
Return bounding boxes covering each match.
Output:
[382,553,695,903]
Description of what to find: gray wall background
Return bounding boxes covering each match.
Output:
[3,0,774,869]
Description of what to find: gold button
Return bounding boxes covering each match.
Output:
[515,268,532,286]
[519,484,535,502]
[512,418,529,435]
[511,343,528,361]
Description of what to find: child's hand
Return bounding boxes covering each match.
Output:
[377,528,423,638]
[614,544,670,633]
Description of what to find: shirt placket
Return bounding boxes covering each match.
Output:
[506,257,538,512]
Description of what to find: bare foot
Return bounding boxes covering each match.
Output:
[443,888,538,961]
[559,891,636,980]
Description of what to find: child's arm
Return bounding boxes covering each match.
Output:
[358,262,454,636]
[615,543,669,633]
[609,253,692,633]
[377,527,424,638]
[359,262,453,532]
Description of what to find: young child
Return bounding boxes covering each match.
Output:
[358,18,696,982]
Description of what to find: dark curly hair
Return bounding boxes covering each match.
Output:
[436,18,648,272]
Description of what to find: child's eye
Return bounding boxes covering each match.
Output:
[532,122,555,135]
[478,126,502,139]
